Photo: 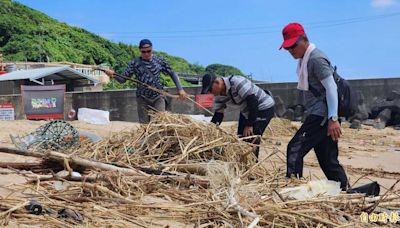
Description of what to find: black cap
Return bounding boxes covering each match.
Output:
[139,39,152,48]
[201,73,216,94]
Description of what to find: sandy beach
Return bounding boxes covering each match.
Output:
[0,118,399,195]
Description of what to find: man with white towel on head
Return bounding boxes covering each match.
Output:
[280,23,348,190]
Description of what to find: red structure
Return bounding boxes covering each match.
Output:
[195,94,214,108]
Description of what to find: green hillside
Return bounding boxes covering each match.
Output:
[205,64,244,76]
[0,0,244,88]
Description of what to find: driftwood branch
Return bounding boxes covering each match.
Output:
[0,147,209,188]
[0,162,42,170]
[0,147,147,176]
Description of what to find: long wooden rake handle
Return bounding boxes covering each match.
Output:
[95,67,214,115]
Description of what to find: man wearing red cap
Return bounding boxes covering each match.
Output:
[280,23,348,189]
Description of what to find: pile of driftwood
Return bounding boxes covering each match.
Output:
[0,112,399,227]
[69,112,257,170]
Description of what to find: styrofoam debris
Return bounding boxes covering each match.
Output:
[187,115,212,122]
[279,180,341,200]
[78,108,110,125]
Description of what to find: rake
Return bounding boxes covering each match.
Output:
[94,67,214,115]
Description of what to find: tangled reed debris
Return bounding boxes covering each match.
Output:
[0,112,399,227]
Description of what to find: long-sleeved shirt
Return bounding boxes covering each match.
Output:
[212,75,275,126]
[321,76,338,119]
[304,48,338,118]
[115,55,183,99]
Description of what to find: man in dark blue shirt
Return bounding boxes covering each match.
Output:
[105,39,187,123]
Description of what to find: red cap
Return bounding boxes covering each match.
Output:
[279,23,305,50]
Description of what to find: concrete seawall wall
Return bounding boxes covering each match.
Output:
[0,77,399,122]
[260,77,400,109]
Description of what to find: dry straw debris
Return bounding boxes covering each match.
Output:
[0,112,399,227]
[70,112,257,170]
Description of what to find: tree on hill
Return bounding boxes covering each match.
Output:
[0,0,245,88]
[205,64,244,76]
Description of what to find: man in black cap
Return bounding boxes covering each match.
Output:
[105,39,187,123]
[201,73,275,159]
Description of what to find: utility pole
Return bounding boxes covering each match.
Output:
[0,53,3,71]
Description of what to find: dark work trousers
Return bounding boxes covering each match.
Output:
[237,107,275,159]
[136,96,166,124]
[286,114,348,189]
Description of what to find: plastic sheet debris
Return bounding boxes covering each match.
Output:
[279,180,341,200]
[348,181,380,197]
[78,131,102,143]
[78,108,110,125]
[187,114,212,122]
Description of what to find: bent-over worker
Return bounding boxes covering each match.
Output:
[201,74,275,159]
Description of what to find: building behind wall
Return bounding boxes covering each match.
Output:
[0,64,103,95]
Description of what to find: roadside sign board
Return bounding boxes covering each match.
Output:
[0,103,15,120]
[21,85,65,120]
